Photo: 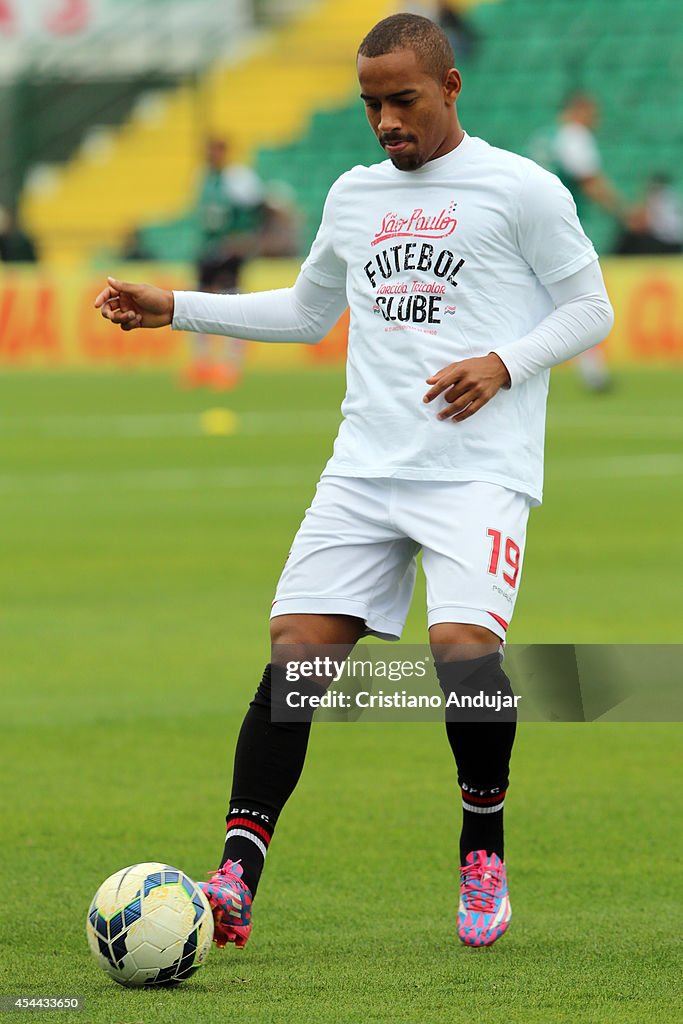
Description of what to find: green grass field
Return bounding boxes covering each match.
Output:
[1,366,681,1024]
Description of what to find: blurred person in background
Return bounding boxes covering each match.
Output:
[120,226,154,262]
[616,173,683,255]
[435,1,480,62]
[185,136,298,390]
[550,93,627,224]
[0,206,38,263]
[411,1,480,61]
[533,93,627,392]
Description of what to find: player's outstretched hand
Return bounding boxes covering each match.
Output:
[94,277,174,331]
[423,353,511,423]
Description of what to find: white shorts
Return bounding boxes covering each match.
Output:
[271,477,531,641]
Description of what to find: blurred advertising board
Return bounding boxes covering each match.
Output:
[0,256,681,370]
[0,0,94,37]
[0,260,348,369]
[602,257,683,361]
[0,1,248,38]
[0,1,251,78]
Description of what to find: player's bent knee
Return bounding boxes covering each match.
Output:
[270,612,364,653]
[429,621,500,663]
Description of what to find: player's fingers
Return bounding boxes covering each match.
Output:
[452,396,489,422]
[425,368,448,384]
[101,304,137,326]
[99,301,119,322]
[423,373,461,403]
[442,381,471,405]
[120,316,141,331]
[438,397,472,419]
[99,301,123,321]
[435,382,475,418]
[94,285,118,308]
[424,364,455,386]
[107,275,142,295]
[438,398,475,422]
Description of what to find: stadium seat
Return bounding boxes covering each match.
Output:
[249,0,683,255]
[24,0,681,261]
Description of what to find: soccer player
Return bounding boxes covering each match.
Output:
[95,14,614,949]
[185,136,298,389]
[533,92,626,391]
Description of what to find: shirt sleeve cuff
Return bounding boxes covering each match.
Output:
[171,291,190,331]
[535,250,598,287]
[491,347,522,388]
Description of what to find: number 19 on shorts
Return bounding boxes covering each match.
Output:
[486,528,521,588]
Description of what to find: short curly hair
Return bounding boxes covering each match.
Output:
[357,13,454,81]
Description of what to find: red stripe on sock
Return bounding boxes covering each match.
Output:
[461,789,507,805]
[226,817,272,845]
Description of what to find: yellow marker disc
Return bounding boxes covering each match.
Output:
[200,408,238,436]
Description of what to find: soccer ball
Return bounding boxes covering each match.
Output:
[86,862,214,987]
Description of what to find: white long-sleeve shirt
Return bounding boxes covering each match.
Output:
[173,134,614,503]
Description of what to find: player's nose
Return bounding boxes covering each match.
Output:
[378,106,402,134]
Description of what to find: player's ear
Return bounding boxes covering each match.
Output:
[443,68,462,105]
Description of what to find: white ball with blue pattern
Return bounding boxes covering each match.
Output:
[86,862,214,987]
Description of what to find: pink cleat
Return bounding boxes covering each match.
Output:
[458,850,511,947]
[199,860,253,949]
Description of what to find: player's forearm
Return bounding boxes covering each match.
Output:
[172,273,347,344]
[582,175,627,219]
[492,261,614,385]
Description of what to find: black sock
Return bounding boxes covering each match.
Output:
[222,803,275,896]
[220,664,314,896]
[436,655,517,865]
[458,775,509,866]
